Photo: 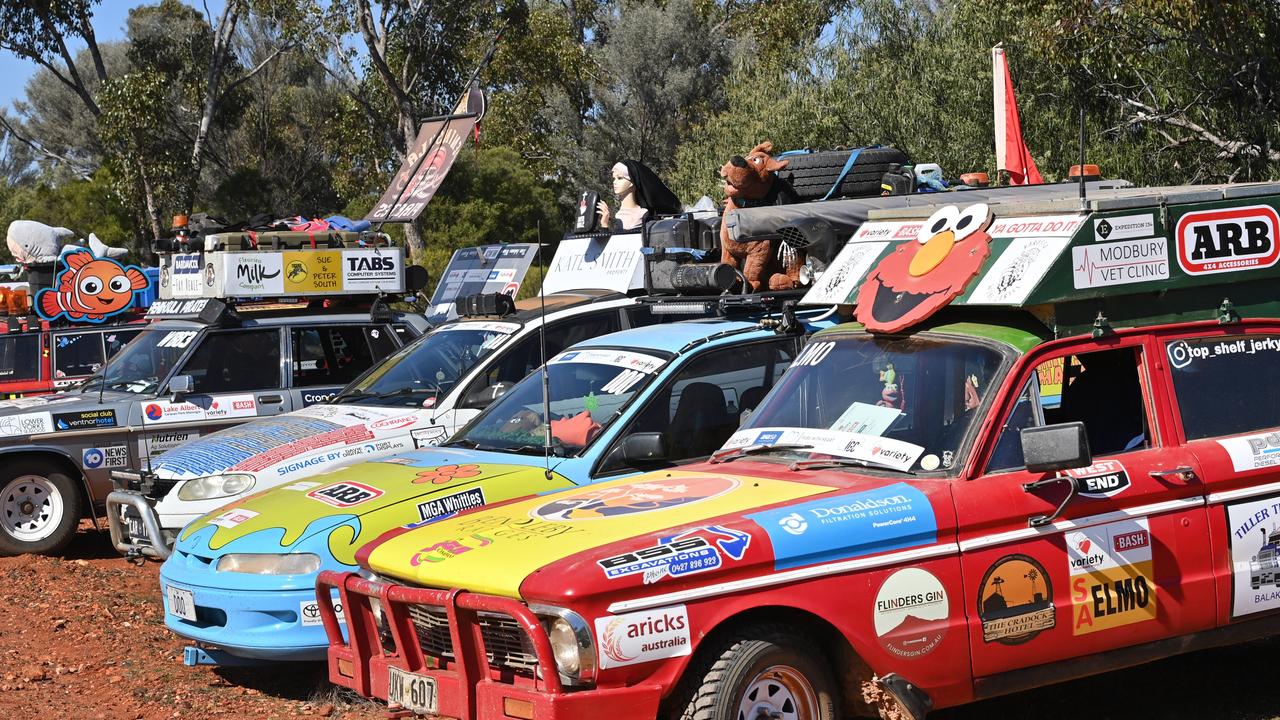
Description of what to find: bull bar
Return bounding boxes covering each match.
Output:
[317,570,663,720]
[105,487,171,559]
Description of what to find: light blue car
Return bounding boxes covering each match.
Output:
[159,309,831,663]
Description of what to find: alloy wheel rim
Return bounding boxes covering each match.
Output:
[737,664,819,720]
[0,475,63,543]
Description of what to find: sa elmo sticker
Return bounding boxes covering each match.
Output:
[856,203,994,333]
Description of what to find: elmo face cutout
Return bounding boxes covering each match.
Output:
[855,203,994,333]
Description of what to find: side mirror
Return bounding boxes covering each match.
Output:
[462,381,513,410]
[1020,422,1091,474]
[616,432,668,463]
[1019,422,1093,527]
[169,374,194,402]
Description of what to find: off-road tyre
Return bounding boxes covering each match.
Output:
[0,459,83,556]
[667,625,841,720]
[781,147,910,201]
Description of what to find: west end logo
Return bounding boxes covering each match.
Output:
[1176,204,1280,275]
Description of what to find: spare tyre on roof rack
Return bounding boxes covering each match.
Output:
[778,146,910,201]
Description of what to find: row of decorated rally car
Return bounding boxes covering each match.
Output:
[9,176,1280,720]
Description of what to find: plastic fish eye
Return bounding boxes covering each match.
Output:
[108,276,129,292]
[918,206,961,244]
[79,276,103,294]
[953,203,993,240]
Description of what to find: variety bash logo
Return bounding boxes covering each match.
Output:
[977,554,1055,645]
[1067,518,1156,635]
[306,481,384,508]
[1176,204,1280,275]
[596,526,751,585]
[593,605,692,669]
[873,568,949,659]
[532,476,738,521]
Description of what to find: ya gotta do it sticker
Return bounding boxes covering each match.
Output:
[977,554,1055,645]
[873,568,949,658]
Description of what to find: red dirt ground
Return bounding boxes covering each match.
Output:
[2,523,1280,720]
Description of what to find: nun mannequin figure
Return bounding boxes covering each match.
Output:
[596,160,682,231]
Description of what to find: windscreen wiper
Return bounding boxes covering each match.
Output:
[787,457,902,473]
[708,444,813,464]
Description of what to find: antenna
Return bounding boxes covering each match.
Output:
[1077,105,1087,210]
[536,220,553,481]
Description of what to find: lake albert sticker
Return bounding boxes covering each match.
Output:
[978,554,1055,645]
[873,567,948,658]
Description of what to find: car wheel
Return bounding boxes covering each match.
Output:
[672,626,840,720]
[0,460,83,556]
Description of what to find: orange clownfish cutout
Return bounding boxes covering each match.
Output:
[36,250,149,323]
[855,203,994,333]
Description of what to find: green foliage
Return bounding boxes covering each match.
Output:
[0,167,137,262]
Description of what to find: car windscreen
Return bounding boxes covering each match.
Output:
[726,333,1006,473]
[451,348,667,456]
[80,326,198,395]
[334,321,520,407]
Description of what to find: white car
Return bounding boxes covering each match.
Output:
[105,289,666,557]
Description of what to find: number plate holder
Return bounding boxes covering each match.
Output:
[388,665,438,715]
[166,584,196,621]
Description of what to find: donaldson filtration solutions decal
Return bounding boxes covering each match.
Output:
[746,483,937,570]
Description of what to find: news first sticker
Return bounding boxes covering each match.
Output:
[594,605,691,669]
[873,568,948,658]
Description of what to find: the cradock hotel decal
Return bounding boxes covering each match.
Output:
[1227,496,1280,617]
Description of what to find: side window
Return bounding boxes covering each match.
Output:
[0,335,40,382]
[600,340,796,473]
[988,347,1149,473]
[53,331,106,379]
[367,325,398,359]
[180,329,282,393]
[291,326,384,388]
[1166,334,1280,440]
[462,311,623,406]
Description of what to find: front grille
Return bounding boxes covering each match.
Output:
[406,605,539,676]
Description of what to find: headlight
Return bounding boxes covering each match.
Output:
[533,605,595,684]
[215,553,321,575]
[177,473,256,501]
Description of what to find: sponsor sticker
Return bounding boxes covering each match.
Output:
[82,444,129,470]
[142,394,259,425]
[1093,213,1156,241]
[1071,237,1169,289]
[306,481,384,508]
[342,249,402,292]
[549,349,665,374]
[1227,495,1280,617]
[299,598,345,626]
[977,554,1054,644]
[874,568,949,658]
[1218,432,1280,473]
[416,487,487,523]
[1167,335,1280,371]
[800,241,888,305]
[411,426,448,448]
[1067,518,1156,635]
[141,431,199,457]
[0,411,53,437]
[1176,204,1280,275]
[720,427,923,472]
[967,236,1071,305]
[223,253,285,295]
[209,508,259,529]
[283,250,342,293]
[370,415,419,431]
[1065,460,1131,498]
[283,481,321,491]
[532,476,738,522]
[597,526,751,585]
[987,214,1085,239]
[747,483,937,571]
[594,605,692,669]
[54,409,118,431]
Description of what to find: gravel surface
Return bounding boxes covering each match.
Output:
[1,523,1276,719]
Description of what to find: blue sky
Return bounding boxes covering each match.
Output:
[0,1,225,111]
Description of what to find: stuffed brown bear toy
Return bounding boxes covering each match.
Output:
[719,141,803,292]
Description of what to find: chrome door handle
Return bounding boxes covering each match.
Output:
[1149,466,1198,483]
[258,394,284,405]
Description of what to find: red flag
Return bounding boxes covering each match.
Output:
[993,45,1043,185]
